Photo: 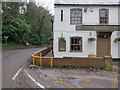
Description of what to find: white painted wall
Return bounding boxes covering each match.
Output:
[111,31,120,58]
[54,5,119,58]
[53,31,96,58]
[54,6,118,31]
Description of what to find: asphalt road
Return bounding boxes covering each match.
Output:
[2,47,45,88]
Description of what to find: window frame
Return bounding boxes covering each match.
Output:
[99,9,109,25]
[70,37,82,52]
[70,8,82,25]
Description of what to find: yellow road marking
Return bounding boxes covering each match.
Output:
[47,75,75,88]
[92,73,114,81]
[112,73,117,88]
[79,76,93,88]
[54,79,64,83]
[33,69,75,88]
[61,70,105,88]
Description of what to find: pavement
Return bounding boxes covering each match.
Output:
[11,67,118,88]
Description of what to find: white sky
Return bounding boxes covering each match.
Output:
[35,0,55,15]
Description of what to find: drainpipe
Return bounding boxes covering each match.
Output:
[51,18,54,57]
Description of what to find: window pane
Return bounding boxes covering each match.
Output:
[71,38,74,44]
[71,45,74,50]
[70,37,82,51]
[75,21,77,23]
[75,38,77,44]
[71,9,82,24]
[100,21,102,23]
[77,21,80,23]
[75,18,78,20]
[105,17,108,20]
[72,21,75,24]
[100,9,108,17]
[77,18,80,20]
[78,45,80,50]
[72,18,75,20]
[72,14,75,16]
[75,10,78,13]
[100,9,108,24]
[72,10,75,13]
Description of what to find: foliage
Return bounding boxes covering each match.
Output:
[2,17,31,44]
[105,63,112,71]
[2,2,53,46]
[59,36,66,42]
[88,37,96,42]
[114,37,120,42]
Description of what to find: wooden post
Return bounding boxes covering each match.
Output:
[40,53,42,66]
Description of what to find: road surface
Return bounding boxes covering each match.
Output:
[2,47,45,88]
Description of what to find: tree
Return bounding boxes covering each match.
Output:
[2,17,31,44]
[2,2,53,45]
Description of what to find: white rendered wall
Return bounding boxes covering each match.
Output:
[111,31,119,58]
[53,31,96,58]
[54,6,118,32]
[54,5,118,58]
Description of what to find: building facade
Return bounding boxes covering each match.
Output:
[53,0,120,58]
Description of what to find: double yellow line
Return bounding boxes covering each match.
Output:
[112,73,117,88]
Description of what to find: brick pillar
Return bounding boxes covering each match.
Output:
[104,56,112,71]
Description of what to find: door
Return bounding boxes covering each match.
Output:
[97,32,111,57]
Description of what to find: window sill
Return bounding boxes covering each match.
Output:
[70,23,82,25]
[69,51,82,53]
[99,24,109,25]
[59,51,66,52]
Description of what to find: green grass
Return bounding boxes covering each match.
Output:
[2,42,39,49]
[105,63,112,71]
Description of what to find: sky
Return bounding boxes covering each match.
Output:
[35,0,55,15]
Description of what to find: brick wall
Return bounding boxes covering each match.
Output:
[32,47,112,70]
[34,57,105,69]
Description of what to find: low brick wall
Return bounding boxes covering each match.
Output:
[32,47,112,70]
[34,57,106,69]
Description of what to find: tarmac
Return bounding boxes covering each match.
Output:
[12,67,118,88]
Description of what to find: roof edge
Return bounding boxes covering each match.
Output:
[54,3,120,6]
